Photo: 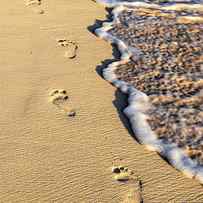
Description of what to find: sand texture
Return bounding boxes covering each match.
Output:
[0,0,203,202]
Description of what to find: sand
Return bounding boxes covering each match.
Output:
[0,0,203,202]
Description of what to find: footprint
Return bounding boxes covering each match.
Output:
[122,186,143,203]
[25,0,44,14]
[57,39,69,47]
[68,109,76,117]
[49,89,76,117]
[121,178,144,203]
[49,89,68,107]
[25,0,41,6]
[57,39,78,59]
[112,166,132,181]
[49,89,68,105]
[112,165,144,202]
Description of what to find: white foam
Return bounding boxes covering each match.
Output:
[95,2,203,183]
[96,0,203,12]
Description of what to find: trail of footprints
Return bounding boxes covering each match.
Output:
[31,0,140,201]
[49,38,79,116]
[48,38,78,116]
[49,89,76,118]
[25,1,79,116]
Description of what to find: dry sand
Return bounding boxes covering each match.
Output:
[0,0,203,202]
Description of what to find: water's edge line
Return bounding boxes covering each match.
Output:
[96,0,203,11]
[95,2,203,183]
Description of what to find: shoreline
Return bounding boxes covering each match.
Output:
[95,1,203,183]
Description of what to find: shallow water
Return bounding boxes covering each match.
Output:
[96,0,203,183]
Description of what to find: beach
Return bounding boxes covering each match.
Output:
[0,0,203,202]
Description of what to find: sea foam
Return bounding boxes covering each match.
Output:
[95,0,203,183]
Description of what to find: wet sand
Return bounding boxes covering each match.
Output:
[0,0,203,202]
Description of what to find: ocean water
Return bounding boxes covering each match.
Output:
[95,0,203,183]
[97,0,203,4]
